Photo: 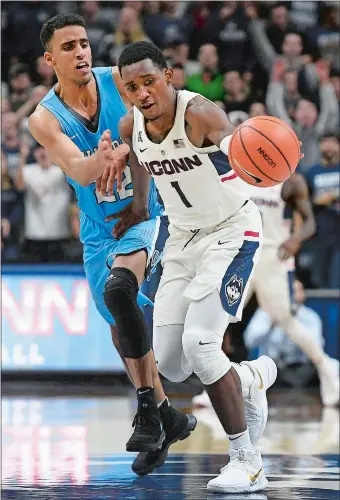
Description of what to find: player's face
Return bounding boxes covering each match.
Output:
[122,59,173,121]
[45,26,92,86]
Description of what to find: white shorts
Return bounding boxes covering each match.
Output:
[250,246,295,322]
[154,200,263,326]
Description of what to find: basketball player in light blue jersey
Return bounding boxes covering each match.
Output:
[28,13,196,475]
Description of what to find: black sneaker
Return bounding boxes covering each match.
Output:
[126,404,165,453]
[132,401,197,475]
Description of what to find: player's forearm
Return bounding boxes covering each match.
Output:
[68,154,104,186]
[132,175,150,215]
[129,154,151,215]
[292,217,316,244]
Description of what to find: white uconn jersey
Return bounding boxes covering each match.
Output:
[132,90,249,230]
[250,184,292,247]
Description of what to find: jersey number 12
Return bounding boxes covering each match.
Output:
[95,165,133,204]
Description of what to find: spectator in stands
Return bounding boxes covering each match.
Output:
[266,60,339,171]
[289,1,320,33]
[186,2,214,58]
[249,101,266,117]
[244,280,324,383]
[8,64,33,112]
[80,0,112,61]
[35,56,56,88]
[1,149,24,261]
[305,135,340,289]
[171,64,186,91]
[143,1,193,50]
[1,1,57,80]
[306,3,340,70]
[2,113,21,179]
[202,2,255,72]
[246,4,319,95]
[15,143,71,263]
[282,69,301,120]
[266,60,301,120]
[97,6,149,66]
[186,44,224,101]
[223,69,253,114]
[163,36,201,76]
[265,3,298,55]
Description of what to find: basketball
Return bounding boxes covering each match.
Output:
[228,116,301,187]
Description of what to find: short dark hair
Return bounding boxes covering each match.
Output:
[118,41,168,75]
[40,13,86,51]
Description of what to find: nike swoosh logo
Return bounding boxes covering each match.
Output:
[138,389,151,395]
[249,468,263,482]
[70,134,78,140]
[199,341,214,345]
[140,148,148,153]
[233,159,262,184]
[218,240,230,245]
[255,368,264,390]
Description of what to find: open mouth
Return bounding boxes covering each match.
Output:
[76,62,90,71]
[141,103,154,110]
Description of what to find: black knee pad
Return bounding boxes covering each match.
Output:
[104,267,151,359]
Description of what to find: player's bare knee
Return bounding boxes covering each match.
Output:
[104,267,150,358]
[182,327,231,386]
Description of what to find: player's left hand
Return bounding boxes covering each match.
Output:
[105,203,150,238]
[278,237,301,260]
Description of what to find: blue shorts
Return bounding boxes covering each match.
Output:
[82,215,168,325]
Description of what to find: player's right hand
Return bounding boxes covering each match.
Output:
[96,130,130,197]
[105,203,150,239]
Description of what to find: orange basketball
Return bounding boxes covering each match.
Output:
[228,116,301,187]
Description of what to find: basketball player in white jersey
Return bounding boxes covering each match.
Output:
[194,174,340,409]
[250,175,340,405]
[105,41,304,494]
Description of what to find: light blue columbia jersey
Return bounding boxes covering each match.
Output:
[39,66,162,245]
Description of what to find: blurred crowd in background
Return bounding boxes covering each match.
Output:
[1,1,340,290]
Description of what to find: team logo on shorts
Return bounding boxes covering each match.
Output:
[225,274,243,306]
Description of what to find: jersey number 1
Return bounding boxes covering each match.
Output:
[171,181,192,208]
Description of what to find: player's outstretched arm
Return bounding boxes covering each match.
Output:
[105,110,151,238]
[29,106,129,186]
[278,173,316,260]
[185,97,236,154]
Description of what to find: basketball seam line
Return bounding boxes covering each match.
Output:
[241,124,292,174]
[254,117,300,157]
[238,128,283,183]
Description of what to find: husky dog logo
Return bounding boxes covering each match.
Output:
[225,274,243,306]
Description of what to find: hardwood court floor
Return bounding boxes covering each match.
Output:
[2,389,339,499]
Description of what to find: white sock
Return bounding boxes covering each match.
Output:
[229,427,252,451]
[284,317,326,367]
[231,364,255,397]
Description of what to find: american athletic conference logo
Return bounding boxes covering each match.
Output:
[225,274,243,306]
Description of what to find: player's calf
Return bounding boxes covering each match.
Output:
[104,267,151,359]
[104,266,163,452]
